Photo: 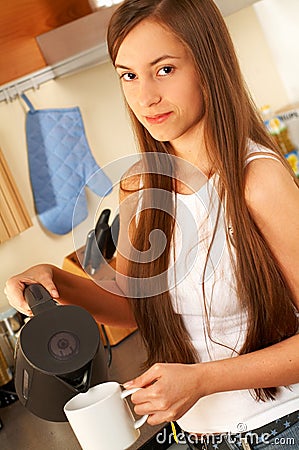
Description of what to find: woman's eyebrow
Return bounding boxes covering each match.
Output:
[115,54,180,70]
[150,54,180,65]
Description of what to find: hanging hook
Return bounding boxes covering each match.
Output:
[7,87,17,102]
[3,89,10,103]
[14,84,21,99]
[30,77,39,91]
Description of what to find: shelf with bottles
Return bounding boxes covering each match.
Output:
[261,105,299,177]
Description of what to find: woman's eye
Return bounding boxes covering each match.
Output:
[157,66,174,76]
[121,72,136,81]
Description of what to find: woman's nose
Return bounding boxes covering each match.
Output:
[138,79,161,108]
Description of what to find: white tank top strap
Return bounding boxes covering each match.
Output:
[245,146,280,167]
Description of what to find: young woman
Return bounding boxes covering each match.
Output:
[5,1,299,448]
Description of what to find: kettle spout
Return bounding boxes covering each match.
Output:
[57,361,93,393]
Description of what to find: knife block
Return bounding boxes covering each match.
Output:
[62,248,137,346]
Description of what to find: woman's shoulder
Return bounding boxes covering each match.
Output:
[244,149,298,215]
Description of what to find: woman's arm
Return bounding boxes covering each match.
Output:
[52,266,136,327]
[126,333,299,425]
[4,264,136,327]
[245,157,299,306]
[5,185,138,327]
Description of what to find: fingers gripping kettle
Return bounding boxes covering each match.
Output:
[14,284,108,422]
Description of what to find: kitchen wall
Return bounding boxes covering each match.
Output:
[0,63,136,309]
[254,0,299,104]
[225,5,289,110]
[0,4,292,309]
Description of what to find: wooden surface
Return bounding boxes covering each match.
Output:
[0,148,32,243]
[0,0,92,85]
[63,248,137,346]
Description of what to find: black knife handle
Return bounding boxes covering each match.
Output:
[105,214,120,260]
[90,223,110,274]
[82,229,95,269]
[95,209,111,235]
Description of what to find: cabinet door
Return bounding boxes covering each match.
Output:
[0,0,92,85]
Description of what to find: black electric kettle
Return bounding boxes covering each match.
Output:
[14,284,108,422]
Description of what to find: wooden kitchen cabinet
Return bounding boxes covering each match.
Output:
[0,148,32,243]
[63,247,137,346]
[0,0,92,85]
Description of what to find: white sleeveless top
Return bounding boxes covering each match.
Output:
[169,142,299,433]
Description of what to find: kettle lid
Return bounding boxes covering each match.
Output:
[19,305,100,376]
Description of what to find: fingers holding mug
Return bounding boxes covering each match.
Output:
[121,387,149,429]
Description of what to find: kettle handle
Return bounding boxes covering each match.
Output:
[24,284,58,316]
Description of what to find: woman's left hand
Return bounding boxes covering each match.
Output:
[123,363,203,425]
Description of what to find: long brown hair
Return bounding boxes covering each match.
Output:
[107,0,298,401]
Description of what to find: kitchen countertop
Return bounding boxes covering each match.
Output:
[0,331,170,450]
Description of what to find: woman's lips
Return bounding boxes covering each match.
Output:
[145,112,172,125]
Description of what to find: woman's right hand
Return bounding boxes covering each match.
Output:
[4,264,60,316]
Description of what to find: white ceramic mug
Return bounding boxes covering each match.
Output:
[64,381,148,450]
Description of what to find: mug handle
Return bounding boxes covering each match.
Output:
[121,387,149,429]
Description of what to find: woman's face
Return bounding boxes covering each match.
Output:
[115,19,205,151]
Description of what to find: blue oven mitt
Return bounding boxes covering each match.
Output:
[21,94,112,235]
